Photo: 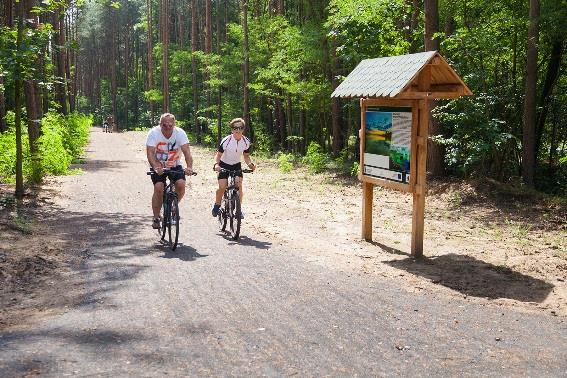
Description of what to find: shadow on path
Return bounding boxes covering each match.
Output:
[159,243,208,261]
[385,253,554,302]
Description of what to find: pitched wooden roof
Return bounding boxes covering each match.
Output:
[331,51,472,99]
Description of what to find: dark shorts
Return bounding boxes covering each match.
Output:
[150,165,186,185]
[218,161,243,180]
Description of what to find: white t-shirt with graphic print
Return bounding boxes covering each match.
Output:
[146,126,190,167]
[218,134,252,165]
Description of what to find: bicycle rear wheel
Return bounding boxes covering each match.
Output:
[229,192,241,240]
[168,194,180,250]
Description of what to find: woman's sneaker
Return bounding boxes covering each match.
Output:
[212,204,221,217]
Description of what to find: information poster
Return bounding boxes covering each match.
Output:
[363,106,412,183]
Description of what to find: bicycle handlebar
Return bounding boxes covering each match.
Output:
[216,167,253,174]
[147,168,198,176]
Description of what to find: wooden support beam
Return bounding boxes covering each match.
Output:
[362,181,373,241]
[411,99,429,257]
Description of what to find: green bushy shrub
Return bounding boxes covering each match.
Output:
[302,142,329,173]
[38,116,73,175]
[0,111,91,184]
[277,153,295,173]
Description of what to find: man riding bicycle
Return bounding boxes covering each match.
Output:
[147,113,194,229]
[212,117,256,218]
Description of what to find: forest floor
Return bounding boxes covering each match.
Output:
[1,130,566,330]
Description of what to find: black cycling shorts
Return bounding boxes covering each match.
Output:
[217,161,243,180]
[150,165,186,185]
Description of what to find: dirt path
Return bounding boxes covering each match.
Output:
[0,128,565,376]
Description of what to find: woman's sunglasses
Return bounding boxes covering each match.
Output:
[231,126,244,131]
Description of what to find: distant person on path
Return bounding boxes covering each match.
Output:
[211,117,256,218]
[102,120,109,133]
[105,116,114,133]
[146,113,194,229]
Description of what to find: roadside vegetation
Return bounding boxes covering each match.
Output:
[0,112,91,185]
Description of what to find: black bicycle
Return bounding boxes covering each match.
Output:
[217,167,253,240]
[147,168,197,250]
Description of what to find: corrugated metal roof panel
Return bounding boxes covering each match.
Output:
[332,51,437,98]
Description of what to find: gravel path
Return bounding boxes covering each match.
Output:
[0,129,565,377]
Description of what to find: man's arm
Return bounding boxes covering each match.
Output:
[180,143,193,174]
[147,146,164,175]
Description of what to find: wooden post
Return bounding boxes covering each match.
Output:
[362,181,373,240]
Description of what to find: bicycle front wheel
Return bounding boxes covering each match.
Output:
[168,195,180,250]
[161,201,169,241]
[218,197,228,231]
[229,193,241,240]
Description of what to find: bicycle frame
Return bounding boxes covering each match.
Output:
[217,168,252,240]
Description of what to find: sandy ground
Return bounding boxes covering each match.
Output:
[1,128,566,330]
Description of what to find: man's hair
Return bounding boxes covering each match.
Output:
[160,113,176,124]
[229,117,245,128]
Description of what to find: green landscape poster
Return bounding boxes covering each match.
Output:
[364,106,412,183]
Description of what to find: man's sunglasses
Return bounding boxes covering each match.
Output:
[231,126,244,131]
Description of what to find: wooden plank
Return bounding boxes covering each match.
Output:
[360,98,366,172]
[361,175,412,192]
[362,181,373,241]
[395,91,465,99]
[411,97,429,257]
[363,98,413,107]
[409,100,418,190]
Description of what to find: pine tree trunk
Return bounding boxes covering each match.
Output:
[15,0,24,198]
[125,21,130,130]
[147,0,154,124]
[65,10,75,112]
[161,0,170,112]
[424,0,443,176]
[242,0,252,139]
[53,6,68,114]
[191,0,200,142]
[535,40,563,155]
[205,0,212,122]
[0,75,6,133]
[330,41,342,156]
[522,0,540,186]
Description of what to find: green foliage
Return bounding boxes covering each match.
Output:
[326,0,410,64]
[144,89,163,103]
[277,153,295,173]
[0,112,91,183]
[351,161,360,177]
[38,112,91,175]
[302,142,330,173]
[38,115,73,175]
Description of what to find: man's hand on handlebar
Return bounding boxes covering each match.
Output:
[184,167,194,175]
[153,165,164,176]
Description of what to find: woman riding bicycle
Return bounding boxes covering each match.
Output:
[147,113,194,229]
[212,118,256,218]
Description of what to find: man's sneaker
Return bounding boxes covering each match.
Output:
[152,217,161,229]
[236,211,244,219]
[212,204,221,217]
